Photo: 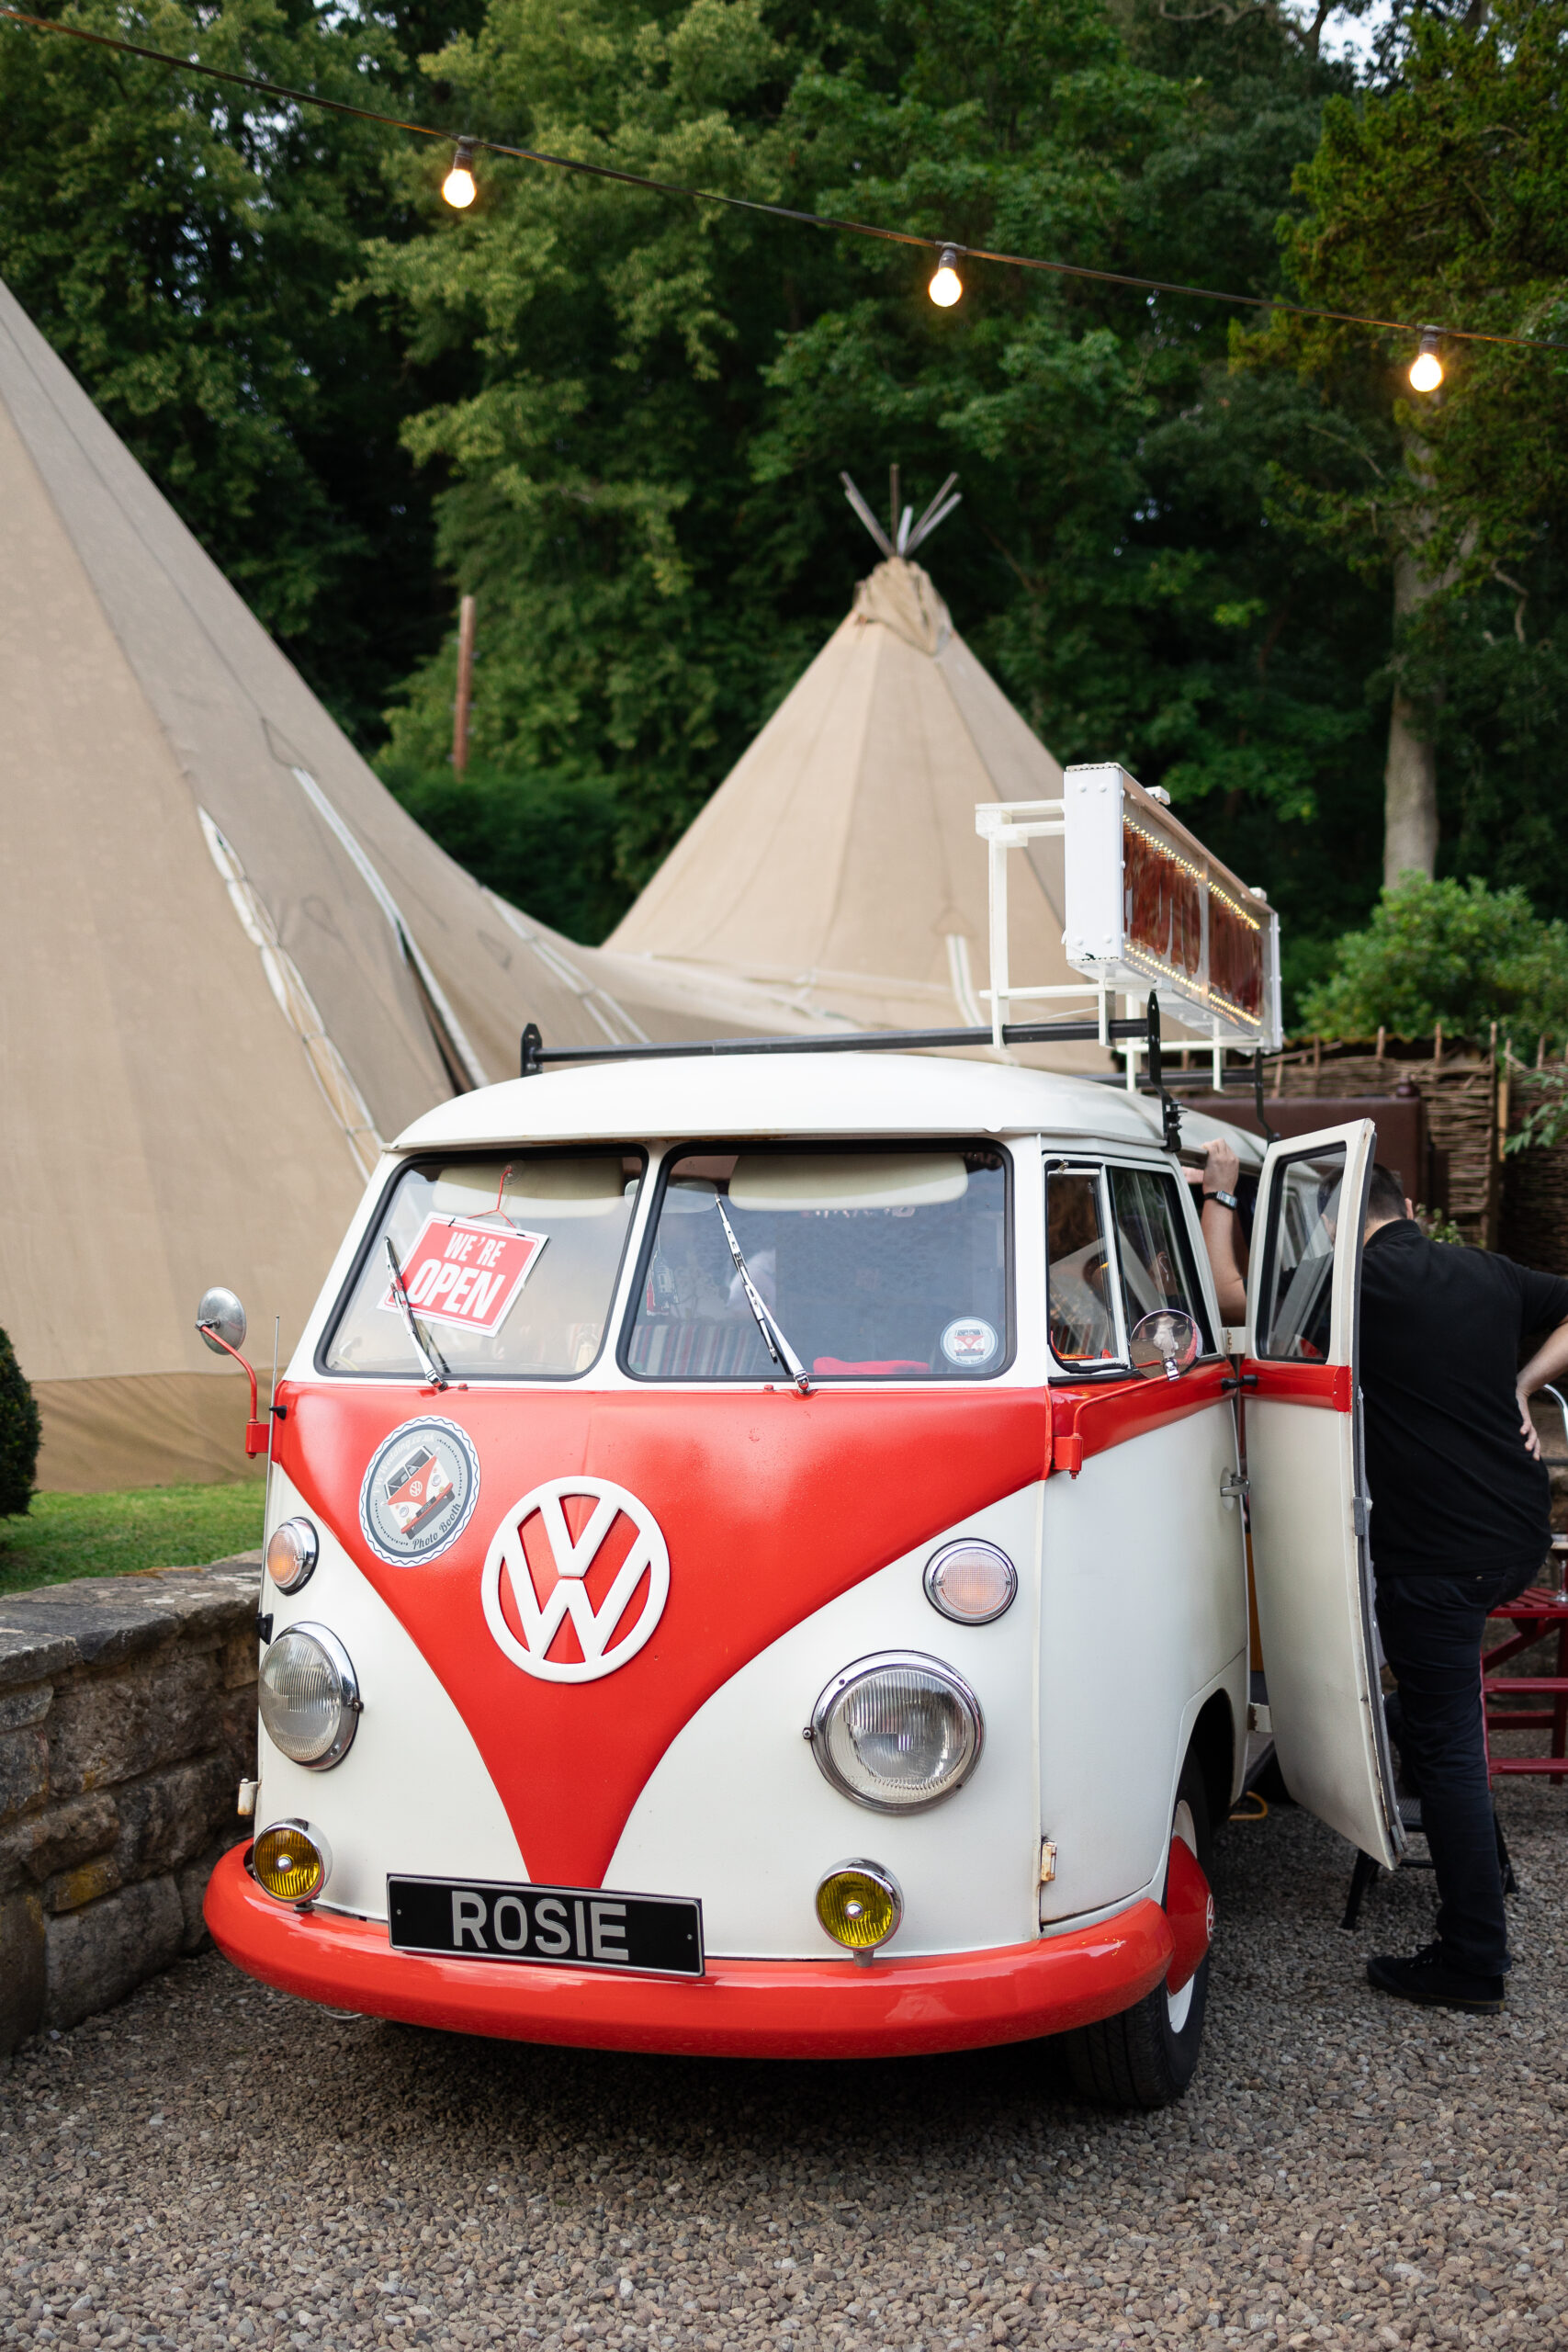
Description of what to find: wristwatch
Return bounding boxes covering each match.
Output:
[1203,1189,1240,1213]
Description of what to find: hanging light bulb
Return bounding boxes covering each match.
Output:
[443,137,478,210]
[929,245,963,309]
[1408,326,1443,393]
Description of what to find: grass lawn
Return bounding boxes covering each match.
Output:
[0,1483,265,1598]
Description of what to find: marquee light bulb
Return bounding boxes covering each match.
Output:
[443,138,478,210]
[929,245,963,309]
[1409,327,1443,393]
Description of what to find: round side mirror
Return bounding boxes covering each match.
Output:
[1130,1308,1201,1384]
[197,1287,247,1355]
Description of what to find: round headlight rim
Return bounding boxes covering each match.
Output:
[922,1537,1019,1625]
[251,1815,333,1905]
[814,1856,905,1954]
[258,1620,361,1770]
[265,1515,320,1596]
[808,1649,985,1815]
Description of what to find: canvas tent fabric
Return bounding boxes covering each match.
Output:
[607,555,1108,1071]
[0,276,824,1491]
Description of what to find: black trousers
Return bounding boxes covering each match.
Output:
[1374,1560,1539,1980]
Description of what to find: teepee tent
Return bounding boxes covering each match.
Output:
[0,277,822,1490]
[607,497,1103,1069]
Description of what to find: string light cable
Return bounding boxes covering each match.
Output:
[1,0,1563,360]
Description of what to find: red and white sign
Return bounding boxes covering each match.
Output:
[380,1216,547,1336]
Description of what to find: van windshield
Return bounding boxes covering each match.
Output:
[625,1146,1010,1381]
[324,1153,642,1379]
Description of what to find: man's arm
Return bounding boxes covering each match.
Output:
[1194,1139,1248,1329]
[1516,1315,1568,1460]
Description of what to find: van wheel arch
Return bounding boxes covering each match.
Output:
[1189,1690,1235,1834]
[1060,1743,1214,2109]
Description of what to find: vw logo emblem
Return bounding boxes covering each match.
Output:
[480,1477,670,1684]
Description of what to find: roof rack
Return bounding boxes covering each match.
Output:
[519,998,1223,1155]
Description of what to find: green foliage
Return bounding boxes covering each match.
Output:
[7,0,1566,999]
[0,1327,40,1521]
[1244,0,1568,594]
[1233,1,1568,937]
[0,0,461,741]
[1300,875,1568,1044]
[0,1484,265,1597]
[382,755,626,942]
[1415,1206,1468,1247]
[367,0,1393,954]
[1506,1068,1568,1161]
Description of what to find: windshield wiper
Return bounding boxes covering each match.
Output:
[384,1238,451,1390]
[714,1199,812,1396]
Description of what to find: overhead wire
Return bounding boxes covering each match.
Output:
[1,0,1563,356]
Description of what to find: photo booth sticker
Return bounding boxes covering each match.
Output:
[358,1416,482,1566]
[379,1215,547,1337]
[940,1316,999,1368]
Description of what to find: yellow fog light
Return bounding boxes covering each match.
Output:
[815,1860,903,1954]
[253,1818,331,1905]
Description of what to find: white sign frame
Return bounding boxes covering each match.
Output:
[975,763,1282,1061]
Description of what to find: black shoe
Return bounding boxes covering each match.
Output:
[1367,1941,1505,2014]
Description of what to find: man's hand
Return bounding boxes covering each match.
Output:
[1517,1316,1568,1460]
[1201,1139,1241,1196]
[1194,1140,1247,1325]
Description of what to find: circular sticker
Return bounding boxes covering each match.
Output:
[941,1316,1000,1370]
[358,1417,480,1566]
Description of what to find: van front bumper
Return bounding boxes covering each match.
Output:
[205,1847,1173,2059]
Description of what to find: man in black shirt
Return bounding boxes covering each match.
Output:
[1198,1147,1568,2011]
[1355,1163,1568,2011]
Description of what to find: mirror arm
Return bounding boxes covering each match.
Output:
[194,1319,269,1457]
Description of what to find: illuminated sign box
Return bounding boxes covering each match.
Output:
[1062,764,1282,1053]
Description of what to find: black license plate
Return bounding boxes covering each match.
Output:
[386,1875,704,1978]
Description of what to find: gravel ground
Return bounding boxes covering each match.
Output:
[3,1788,1565,2352]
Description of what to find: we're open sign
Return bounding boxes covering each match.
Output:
[380,1216,547,1336]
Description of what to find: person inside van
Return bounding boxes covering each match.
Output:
[1195,1138,1568,2014]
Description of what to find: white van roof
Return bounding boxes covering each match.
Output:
[393,1050,1266,1161]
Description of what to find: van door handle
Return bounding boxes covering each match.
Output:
[1220,1471,1249,1509]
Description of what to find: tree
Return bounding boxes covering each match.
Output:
[1299,874,1568,1043]
[0,0,468,740]
[369,0,1384,989]
[1239,0,1568,888]
[0,1327,40,1520]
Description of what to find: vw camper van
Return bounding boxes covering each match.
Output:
[203,774,1401,2107]
[202,1049,1399,2107]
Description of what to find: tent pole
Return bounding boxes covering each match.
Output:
[454,594,477,778]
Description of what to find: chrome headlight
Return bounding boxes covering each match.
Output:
[258,1623,360,1768]
[809,1652,983,1813]
[265,1516,319,1594]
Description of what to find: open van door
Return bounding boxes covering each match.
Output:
[1243,1120,1404,1867]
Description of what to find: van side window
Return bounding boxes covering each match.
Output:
[1108,1167,1213,1354]
[1046,1170,1120,1365]
[1254,1145,1343,1361]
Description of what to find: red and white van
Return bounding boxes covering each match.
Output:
[203,1045,1402,2109]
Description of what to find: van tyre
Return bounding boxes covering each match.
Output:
[1063,1750,1213,2109]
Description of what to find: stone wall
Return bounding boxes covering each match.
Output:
[0,1557,260,2057]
